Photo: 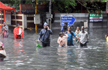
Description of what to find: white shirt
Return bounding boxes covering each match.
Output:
[19,28,21,35]
[79,31,88,44]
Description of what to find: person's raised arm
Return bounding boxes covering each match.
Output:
[61,26,63,32]
[47,26,52,34]
[73,32,76,38]
[65,34,68,38]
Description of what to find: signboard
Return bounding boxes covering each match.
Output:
[61,14,75,25]
[5,12,11,25]
[84,22,88,28]
[89,13,103,22]
[46,13,53,18]
[20,4,35,13]
[34,14,40,24]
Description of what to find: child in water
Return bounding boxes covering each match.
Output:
[105,34,108,42]
[57,32,68,47]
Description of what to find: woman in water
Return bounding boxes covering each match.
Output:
[65,26,77,46]
[75,27,80,43]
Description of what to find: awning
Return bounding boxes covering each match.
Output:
[0,2,15,22]
[0,2,15,11]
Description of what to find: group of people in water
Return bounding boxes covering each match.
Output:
[58,22,89,48]
[0,22,23,61]
[0,21,89,61]
[38,22,89,48]
[0,22,23,39]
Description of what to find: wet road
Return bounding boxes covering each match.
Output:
[0,28,108,70]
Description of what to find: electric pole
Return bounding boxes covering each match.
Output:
[49,0,51,29]
[15,0,17,25]
[35,0,37,33]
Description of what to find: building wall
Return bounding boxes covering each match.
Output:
[11,13,24,30]
[11,13,34,30]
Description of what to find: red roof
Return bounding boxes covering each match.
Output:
[0,2,15,11]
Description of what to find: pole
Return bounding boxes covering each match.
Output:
[49,0,51,29]
[15,0,17,25]
[4,10,5,22]
[1,11,2,24]
[88,13,90,34]
[35,0,37,33]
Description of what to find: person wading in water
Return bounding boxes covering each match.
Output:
[79,26,89,48]
[38,22,52,47]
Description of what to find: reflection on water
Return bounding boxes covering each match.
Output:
[13,39,24,55]
[57,47,67,70]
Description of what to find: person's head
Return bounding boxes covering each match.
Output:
[64,22,68,26]
[76,27,80,31]
[68,26,71,32]
[16,24,20,27]
[0,46,3,50]
[3,22,6,26]
[106,34,108,36]
[59,32,63,37]
[81,26,84,30]
[81,26,84,32]
[44,22,48,29]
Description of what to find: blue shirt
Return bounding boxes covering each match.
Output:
[65,31,76,46]
[38,29,52,43]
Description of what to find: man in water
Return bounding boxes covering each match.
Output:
[2,22,8,38]
[38,22,52,47]
[61,22,68,32]
[13,24,23,39]
[79,26,89,48]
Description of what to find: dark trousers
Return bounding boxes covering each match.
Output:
[42,42,50,47]
[16,35,21,39]
[0,55,5,61]
[80,43,87,48]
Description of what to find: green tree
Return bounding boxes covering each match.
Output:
[0,0,32,9]
[77,0,106,13]
[36,0,77,13]
[52,0,77,13]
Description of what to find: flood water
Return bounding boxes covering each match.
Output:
[0,28,108,70]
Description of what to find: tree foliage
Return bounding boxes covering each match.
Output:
[0,0,32,9]
[0,0,107,13]
[52,0,77,13]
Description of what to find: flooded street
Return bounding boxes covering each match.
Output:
[0,28,108,70]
